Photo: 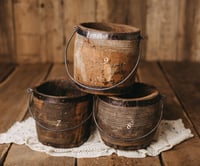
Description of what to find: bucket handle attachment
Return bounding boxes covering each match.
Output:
[64,26,144,92]
[27,88,92,132]
[93,95,165,142]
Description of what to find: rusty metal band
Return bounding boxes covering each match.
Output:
[99,94,163,107]
[76,26,144,40]
[64,26,143,92]
[27,88,92,132]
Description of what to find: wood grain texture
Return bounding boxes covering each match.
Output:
[4,145,75,166]
[96,0,129,23]
[127,0,147,59]
[78,154,160,166]
[0,0,15,63]
[0,64,50,164]
[145,0,179,61]
[39,0,64,63]
[0,64,50,133]
[1,0,200,63]
[160,62,200,136]
[4,64,76,166]
[185,0,200,61]
[0,144,10,166]
[138,61,200,166]
[0,63,15,83]
[13,0,41,63]
[63,0,96,61]
[13,0,64,63]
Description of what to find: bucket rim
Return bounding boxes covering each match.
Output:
[98,82,162,106]
[76,22,142,40]
[30,78,92,102]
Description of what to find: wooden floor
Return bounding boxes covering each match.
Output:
[0,61,199,166]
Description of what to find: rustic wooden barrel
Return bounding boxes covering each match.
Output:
[94,83,164,150]
[65,22,143,95]
[28,79,93,148]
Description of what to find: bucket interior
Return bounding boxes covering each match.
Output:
[35,79,85,98]
[116,83,159,101]
[80,22,139,33]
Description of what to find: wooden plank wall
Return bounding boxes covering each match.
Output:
[0,0,200,63]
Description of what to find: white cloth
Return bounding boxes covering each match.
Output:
[0,118,193,158]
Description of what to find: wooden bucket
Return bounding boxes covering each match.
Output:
[27,79,93,148]
[65,22,143,95]
[94,83,164,150]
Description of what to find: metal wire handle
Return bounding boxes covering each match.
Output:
[93,95,165,142]
[27,88,92,132]
[64,26,143,91]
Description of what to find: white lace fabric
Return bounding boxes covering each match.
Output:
[0,118,193,158]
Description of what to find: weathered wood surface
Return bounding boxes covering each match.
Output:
[138,61,200,166]
[160,62,200,136]
[4,64,76,166]
[1,0,200,63]
[0,62,199,166]
[0,64,51,165]
[0,63,15,83]
[0,0,15,63]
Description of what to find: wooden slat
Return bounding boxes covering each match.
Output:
[78,154,160,166]
[63,0,96,61]
[13,0,64,63]
[0,0,15,63]
[127,0,147,59]
[0,64,51,133]
[4,145,74,166]
[96,0,129,23]
[4,64,75,166]
[145,0,180,61]
[0,64,50,165]
[0,63,15,83]
[160,61,200,136]
[39,0,64,63]
[185,0,200,61]
[138,61,200,166]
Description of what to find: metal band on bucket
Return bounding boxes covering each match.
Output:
[64,23,144,92]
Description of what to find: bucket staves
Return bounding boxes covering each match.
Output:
[94,83,164,150]
[27,79,93,148]
[65,22,143,95]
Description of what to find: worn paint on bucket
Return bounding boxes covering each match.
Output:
[65,22,143,95]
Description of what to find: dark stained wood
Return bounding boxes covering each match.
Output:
[160,61,200,136]
[95,83,161,150]
[137,61,200,166]
[4,64,76,166]
[0,63,15,83]
[0,64,51,164]
[32,79,92,148]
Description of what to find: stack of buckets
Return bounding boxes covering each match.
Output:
[28,22,163,150]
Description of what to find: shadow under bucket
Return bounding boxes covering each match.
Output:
[27,79,93,148]
[65,22,143,95]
